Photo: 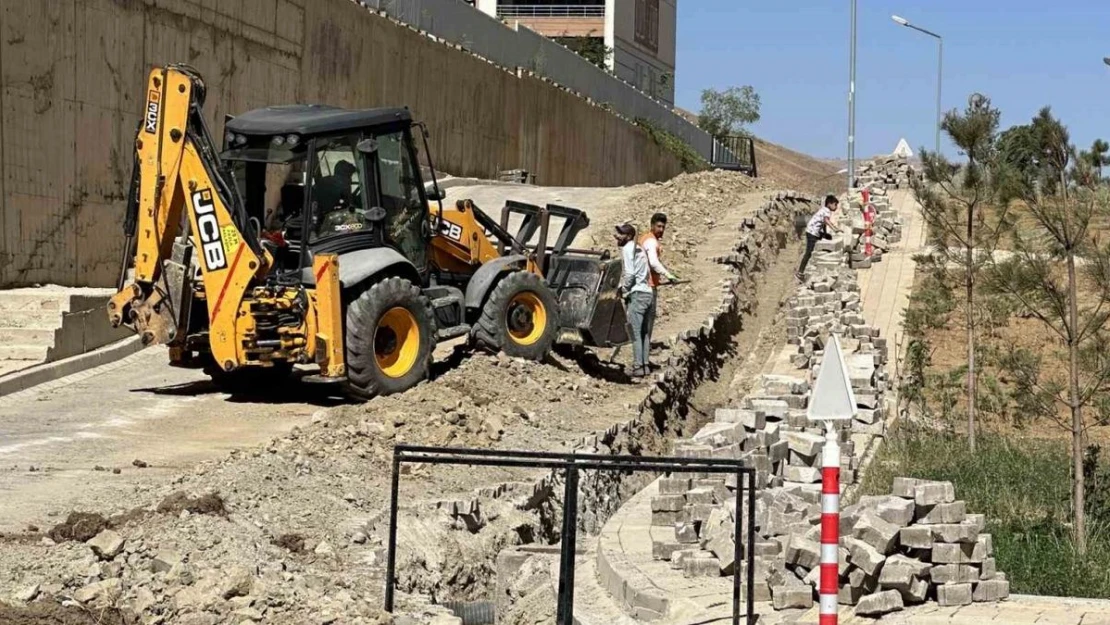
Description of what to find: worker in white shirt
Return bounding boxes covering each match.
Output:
[637,213,678,372]
[616,223,653,379]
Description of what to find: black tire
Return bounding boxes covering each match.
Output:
[204,360,294,394]
[345,277,436,399]
[474,271,558,361]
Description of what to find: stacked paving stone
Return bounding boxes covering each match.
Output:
[856,155,916,190]
[645,264,891,609]
[840,477,1010,617]
[845,168,905,270]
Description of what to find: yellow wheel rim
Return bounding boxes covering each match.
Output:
[375,307,420,378]
[506,292,547,346]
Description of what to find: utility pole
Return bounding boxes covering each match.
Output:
[848,0,858,193]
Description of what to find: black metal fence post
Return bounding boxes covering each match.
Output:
[385,448,401,613]
[746,471,757,625]
[556,461,580,625]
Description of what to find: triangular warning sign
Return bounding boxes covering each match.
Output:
[892,138,914,159]
[807,334,857,421]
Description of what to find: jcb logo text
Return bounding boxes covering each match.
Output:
[191,189,228,271]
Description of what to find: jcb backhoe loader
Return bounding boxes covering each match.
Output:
[109,64,628,398]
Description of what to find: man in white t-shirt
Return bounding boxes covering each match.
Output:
[796,194,842,280]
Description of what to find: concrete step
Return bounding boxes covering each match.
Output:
[0,345,49,361]
[0,309,64,329]
[0,290,68,312]
[0,328,56,346]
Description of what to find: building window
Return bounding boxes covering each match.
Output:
[634,0,659,52]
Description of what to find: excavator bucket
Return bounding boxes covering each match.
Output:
[547,254,630,347]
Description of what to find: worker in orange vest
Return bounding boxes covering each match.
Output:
[636,213,679,373]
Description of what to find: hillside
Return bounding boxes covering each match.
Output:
[752,137,842,196]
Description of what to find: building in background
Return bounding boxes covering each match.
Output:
[474,0,676,106]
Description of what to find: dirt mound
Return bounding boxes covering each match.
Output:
[155,492,227,517]
[0,602,133,625]
[45,512,109,543]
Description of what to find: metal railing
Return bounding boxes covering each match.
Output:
[385,444,759,625]
[712,135,758,177]
[497,4,605,17]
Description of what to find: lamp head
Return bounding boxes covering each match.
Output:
[891,15,909,26]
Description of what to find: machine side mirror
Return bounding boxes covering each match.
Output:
[426,186,445,201]
[357,138,379,154]
[365,206,387,222]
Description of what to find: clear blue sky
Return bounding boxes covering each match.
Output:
[675,0,1110,160]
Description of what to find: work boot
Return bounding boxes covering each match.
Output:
[629,366,647,380]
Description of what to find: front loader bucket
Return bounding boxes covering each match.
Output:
[548,255,629,348]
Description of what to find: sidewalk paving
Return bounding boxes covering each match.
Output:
[856,189,928,368]
[792,594,1110,624]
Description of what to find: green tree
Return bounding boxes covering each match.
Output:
[988,106,1110,556]
[697,86,760,138]
[911,93,1013,452]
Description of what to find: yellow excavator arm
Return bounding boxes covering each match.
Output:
[108,65,265,368]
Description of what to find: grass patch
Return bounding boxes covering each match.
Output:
[860,426,1110,598]
[633,117,709,173]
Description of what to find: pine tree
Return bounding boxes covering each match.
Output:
[989,107,1110,556]
[911,94,1013,452]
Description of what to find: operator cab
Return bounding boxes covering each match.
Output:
[220,105,440,281]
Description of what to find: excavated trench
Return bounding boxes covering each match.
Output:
[379,193,813,622]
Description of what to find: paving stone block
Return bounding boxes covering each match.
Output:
[675,522,700,544]
[965,513,986,533]
[771,583,814,609]
[768,440,789,464]
[694,421,744,445]
[843,537,885,576]
[685,503,715,524]
[852,512,900,554]
[898,526,932,550]
[914,481,956,506]
[753,541,781,557]
[652,541,684,561]
[748,398,789,419]
[785,535,821,570]
[669,548,705,570]
[936,582,973,606]
[854,589,904,617]
[930,523,978,544]
[854,408,880,424]
[876,498,915,527]
[901,576,929,605]
[685,487,715,506]
[916,501,966,524]
[979,557,997,580]
[658,477,692,495]
[977,533,993,557]
[932,541,987,564]
[652,495,686,512]
[684,556,723,578]
[930,564,979,584]
[972,579,1010,602]
[652,510,681,527]
[838,583,865,606]
[783,431,824,456]
[784,465,821,483]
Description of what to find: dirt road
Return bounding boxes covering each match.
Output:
[0,348,326,533]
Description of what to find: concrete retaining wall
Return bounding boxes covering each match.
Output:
[355,0,712,157]
[0,0,687,288]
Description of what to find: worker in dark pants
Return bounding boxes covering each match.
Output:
[797,194,842,280]
[615,223,653,379]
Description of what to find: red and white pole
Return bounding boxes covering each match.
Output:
[819,422,840,624]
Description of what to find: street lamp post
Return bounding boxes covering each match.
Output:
[848,0,858,194]
[892,14,943,155]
